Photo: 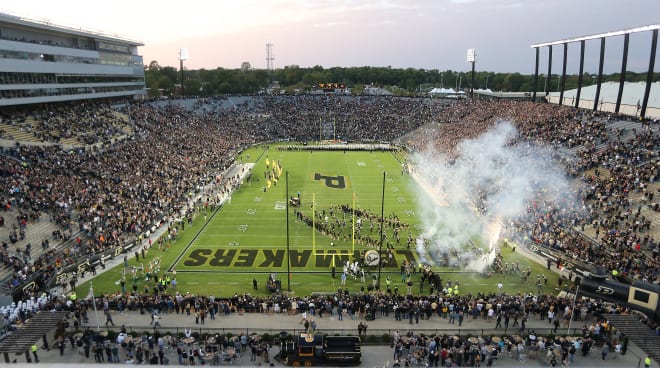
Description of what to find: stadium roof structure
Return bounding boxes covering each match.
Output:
[0,11,143,46]
[530,24,658,119]
[531,24,660,48]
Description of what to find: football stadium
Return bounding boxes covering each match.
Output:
[0,7,659,367]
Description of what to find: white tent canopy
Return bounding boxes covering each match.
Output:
[429,87,457,95]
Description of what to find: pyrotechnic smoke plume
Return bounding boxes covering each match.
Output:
[411,120,575,271]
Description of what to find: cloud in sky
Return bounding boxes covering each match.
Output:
[2,0,659,72]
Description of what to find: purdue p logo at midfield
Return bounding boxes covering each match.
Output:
[314,173,346,189]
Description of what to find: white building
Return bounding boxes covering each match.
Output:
[0,12,145,107]
[545,81,660,120]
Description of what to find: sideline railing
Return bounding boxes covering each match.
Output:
[96,325,569,341]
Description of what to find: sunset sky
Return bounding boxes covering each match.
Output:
[2,0,659,73]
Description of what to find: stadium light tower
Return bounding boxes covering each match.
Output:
[266,43,274,84]
[467,48,476,98]
[179,48,189,98]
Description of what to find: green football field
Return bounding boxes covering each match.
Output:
[175,146,421,272]
[80,145,561,297]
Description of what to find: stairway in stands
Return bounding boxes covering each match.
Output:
[0,218,63,295]
[604,314,660,364]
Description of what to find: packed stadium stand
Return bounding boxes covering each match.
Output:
[1,96,657,297]
[1,11,659,366]
[0,94,657,365]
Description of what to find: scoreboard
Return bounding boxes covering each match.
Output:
[315,83,346,92]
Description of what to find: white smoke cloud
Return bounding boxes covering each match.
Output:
[411,120,575,271]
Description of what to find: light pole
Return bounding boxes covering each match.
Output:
[467,49,476,98]
[486,74,490,90]
[441,73,444,88]
[179,48,188,98]
[540,74,548,96]
[557,75,562,92]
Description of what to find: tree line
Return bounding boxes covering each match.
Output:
[144,60,658,97]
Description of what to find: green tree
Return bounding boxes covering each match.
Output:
[157,75,175,96]
[184,78,202,96]
[142,59,659,95]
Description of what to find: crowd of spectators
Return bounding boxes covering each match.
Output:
[8,278,634,366]
[255,95,440,142]
[76,278,610,328]
[0,96,657,303]
[0,96,659,368]
[0,96,436,292]
[400,99,658,283]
